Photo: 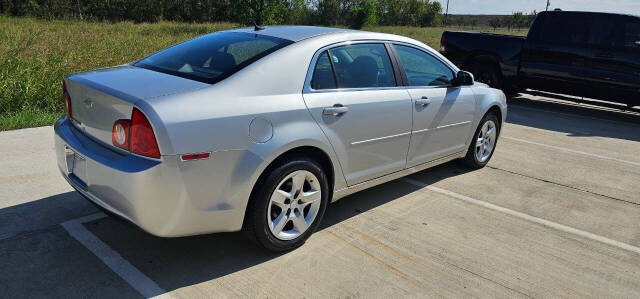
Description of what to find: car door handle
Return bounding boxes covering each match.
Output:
[415,97,430,107]
[323,105,349,115]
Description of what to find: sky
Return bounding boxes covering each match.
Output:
[445,0,640,15]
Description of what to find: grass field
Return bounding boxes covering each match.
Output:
[0,16,525,131]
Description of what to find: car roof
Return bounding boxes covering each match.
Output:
[226,26,359,42]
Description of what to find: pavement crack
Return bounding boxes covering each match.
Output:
[441,260,533,298]
[486,165,640,206]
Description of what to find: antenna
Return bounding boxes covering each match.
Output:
[546,0,550,11]
[252,20,265,31]
[444,0,450,26]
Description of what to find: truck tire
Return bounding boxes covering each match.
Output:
[468,63,502,90]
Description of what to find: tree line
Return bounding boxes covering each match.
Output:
[445,11,537,31]
[488,11,537,30]
[0,0,443,28]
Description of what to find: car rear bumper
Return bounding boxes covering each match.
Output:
[54,116,248,237]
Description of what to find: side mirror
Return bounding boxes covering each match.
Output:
[635,41,640,47]
[453,71,474,86]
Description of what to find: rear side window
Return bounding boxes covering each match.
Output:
[393,45,454,87]
[135,32,293,84]
[328,43,396,88]
[540,13,590,45]
[589,17,620,47]
[310,51,336,90]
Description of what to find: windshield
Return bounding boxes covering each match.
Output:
[135,32,293,84]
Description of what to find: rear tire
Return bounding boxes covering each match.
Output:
[244,156,329,252]
[468,63,502,90]
[464,112,500,169]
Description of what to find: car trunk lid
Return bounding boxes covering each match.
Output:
[65,65,209,150]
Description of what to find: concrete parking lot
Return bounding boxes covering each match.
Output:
[1,92,639,298]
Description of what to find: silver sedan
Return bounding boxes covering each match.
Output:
[54,26,506,251]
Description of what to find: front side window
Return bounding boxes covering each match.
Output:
[135,32,293,84]
[328,43,396,88]
[393,45,454,87]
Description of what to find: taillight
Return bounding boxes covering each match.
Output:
[63,81,72,119]
[111,108,160,159]
[440,36,447,54]
[130,108,160,158]
[112,119,131,150]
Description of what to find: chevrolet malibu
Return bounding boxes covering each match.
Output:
[55,26,506,251]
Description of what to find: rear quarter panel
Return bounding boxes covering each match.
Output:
[141,41,349,223]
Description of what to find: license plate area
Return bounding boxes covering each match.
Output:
[64,145,88,189]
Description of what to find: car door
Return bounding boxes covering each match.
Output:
[583,15,640,105]
[303,43,412,186]
[392,44,476,167]
[519,12,593,96]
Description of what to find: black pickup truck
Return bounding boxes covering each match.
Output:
[440,11,640,107]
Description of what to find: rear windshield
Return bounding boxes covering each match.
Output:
[135,32,293,84]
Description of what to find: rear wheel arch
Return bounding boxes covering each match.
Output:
[244,146,335,218]
[242,145,335,250]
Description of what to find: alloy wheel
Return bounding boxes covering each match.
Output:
[267,170,322,241]
[475,120,497,163]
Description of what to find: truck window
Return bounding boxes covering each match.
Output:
[542,14,590,45]
[588,16,640,49]
[589,17,621,47]
[623,19,640,48]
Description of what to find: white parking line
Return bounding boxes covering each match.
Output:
[502,136,640,167]
[401,178,640,255]
[61,213,172,299]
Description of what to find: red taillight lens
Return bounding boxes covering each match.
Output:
[130,108,160,159]
[112,119,131,150]
[440,36,447,53]
[63,81,72,119]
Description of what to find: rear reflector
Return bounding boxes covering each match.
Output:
[180,152,211,161]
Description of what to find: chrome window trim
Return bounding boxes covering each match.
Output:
[303,39,403,94]
[303,39,462,94]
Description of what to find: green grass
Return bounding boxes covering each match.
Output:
[0,16,237,131]
[0,16,526,131]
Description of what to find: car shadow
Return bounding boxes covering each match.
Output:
[506,91,640,143]
[0,162,471,296]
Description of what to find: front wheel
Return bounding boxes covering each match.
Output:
[463,113,500,169]
[244,156,329,251]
